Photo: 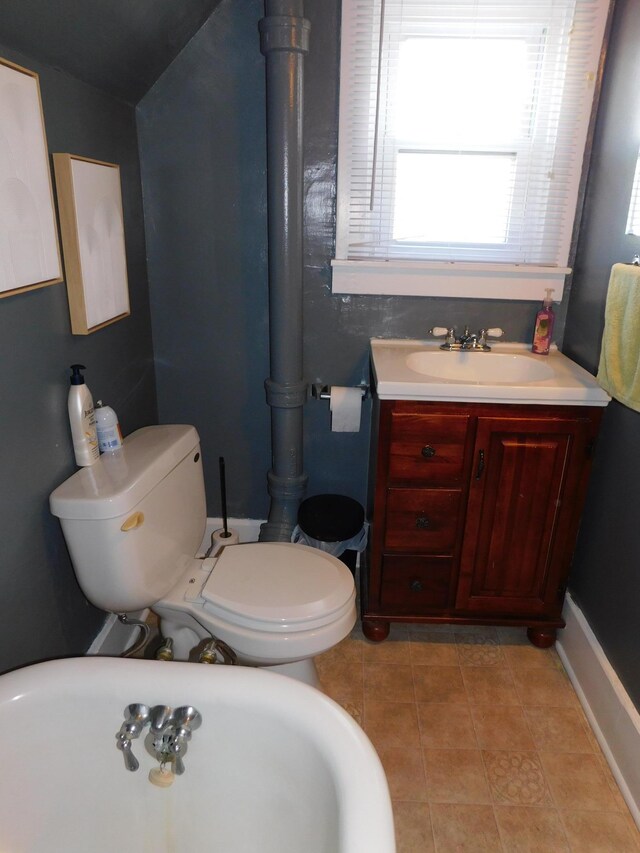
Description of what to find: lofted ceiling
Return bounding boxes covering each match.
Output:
[0,0,225,104]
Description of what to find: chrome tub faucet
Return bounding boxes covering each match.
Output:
[115,703,202,775]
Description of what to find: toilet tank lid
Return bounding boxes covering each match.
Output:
[50,425,200,520]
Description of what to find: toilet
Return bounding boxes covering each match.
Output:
[49,425,357,686]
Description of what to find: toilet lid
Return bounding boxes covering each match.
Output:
[200,542,354,629]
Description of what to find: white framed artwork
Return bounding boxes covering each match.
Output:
[53,154,130,334]
[0,57,63,298]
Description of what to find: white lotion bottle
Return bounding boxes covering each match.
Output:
[95,400,123,452]
[68,364,99,466]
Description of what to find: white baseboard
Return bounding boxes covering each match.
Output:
[88,518,266,656]
[557,594,640,827]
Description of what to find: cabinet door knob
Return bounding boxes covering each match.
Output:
[415,515,430,529]
[421,445,436,458]
[410,579,424,592]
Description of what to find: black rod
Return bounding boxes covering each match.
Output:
[219,456,230,538]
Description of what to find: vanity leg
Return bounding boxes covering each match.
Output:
[527,627,556,648]
[362,619,390,642]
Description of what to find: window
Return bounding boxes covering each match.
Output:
[626,147,640,237]
[333,0,610,299]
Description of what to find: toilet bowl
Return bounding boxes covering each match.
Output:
[50,425,357,686]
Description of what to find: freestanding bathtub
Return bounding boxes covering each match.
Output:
[0,657,395,853]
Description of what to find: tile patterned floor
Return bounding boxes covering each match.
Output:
[315,622,640,852]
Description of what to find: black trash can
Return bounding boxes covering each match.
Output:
[295,494,366,574]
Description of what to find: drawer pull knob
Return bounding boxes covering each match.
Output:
[410,580,424,592]
[421,445,436,458]
[415,515,430,529]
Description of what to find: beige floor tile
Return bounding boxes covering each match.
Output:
[423,748,491,804]
[364,662,415,701]
[561,810,640,852]
[501,642,562,670]
[393,801,435,853]
[430,803,502,852]
[494,805,569,852]
[455,633,506,667]
[417,703,478,749]
[483,750,552,806]
[524,705,595,753]
[316,632,365,664]
[316,656,363,702]
[471,706,535,751]
[413,665,467,703]
[540,751,618,812]
[363,637,412,664]
[511,667,579,707]
[409,632,459,666]
[365,700,421,750]
[462,666,520,705]
[377,747,428,802]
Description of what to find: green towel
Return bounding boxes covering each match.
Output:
[597,263,640,412]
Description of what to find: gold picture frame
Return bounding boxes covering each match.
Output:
[54,153,130,334]
[0,57,63,298]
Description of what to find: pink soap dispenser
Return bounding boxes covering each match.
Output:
[532,288,555,355]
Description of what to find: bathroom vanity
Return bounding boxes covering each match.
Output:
[364,340,610,646]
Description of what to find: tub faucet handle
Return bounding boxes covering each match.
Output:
[115,703,150,772]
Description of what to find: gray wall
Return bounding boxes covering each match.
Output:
[0,46,157,674]
[138,0,271,520]
[563,0,640,709]
[139,0,564,519]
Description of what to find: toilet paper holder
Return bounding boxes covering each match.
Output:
[311,383,369,401]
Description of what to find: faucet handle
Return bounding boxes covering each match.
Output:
[429,326,451,337]
[486,327,503,338]
[115,705,149,772]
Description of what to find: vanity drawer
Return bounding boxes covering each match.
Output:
[384,488,461,552]
[388,413,470,485]
[379,555,453,612]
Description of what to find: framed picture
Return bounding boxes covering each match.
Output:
[0,57,63,298]
[53,154,130,334]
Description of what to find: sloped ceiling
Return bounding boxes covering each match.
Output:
[0,0,224,104]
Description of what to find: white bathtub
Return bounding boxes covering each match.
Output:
[0,657,395,853]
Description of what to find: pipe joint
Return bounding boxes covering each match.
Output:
[267,470,309,500]
[265,377,308,408]
[259,16,310,55]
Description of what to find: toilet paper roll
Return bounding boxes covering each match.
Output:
[209,527,240,557]
[330,386,362,433]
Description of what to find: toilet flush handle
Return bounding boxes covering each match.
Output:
[121,511,145,532]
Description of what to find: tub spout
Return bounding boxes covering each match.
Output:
[146,704,202,775]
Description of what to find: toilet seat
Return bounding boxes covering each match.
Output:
[200,542,355,633]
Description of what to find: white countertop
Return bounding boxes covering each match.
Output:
[371,339,611,406]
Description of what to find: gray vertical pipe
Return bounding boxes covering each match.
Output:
[258,0,310,541]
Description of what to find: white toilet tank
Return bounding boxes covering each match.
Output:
[50,425,206,613]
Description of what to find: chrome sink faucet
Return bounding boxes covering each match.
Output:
[429,326,503,352]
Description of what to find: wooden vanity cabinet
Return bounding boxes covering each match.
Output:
[363,400,602,646]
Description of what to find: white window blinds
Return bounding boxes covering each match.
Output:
[335,0,609,271]
[626,148,640,237]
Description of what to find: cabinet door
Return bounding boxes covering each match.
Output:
[456,416,589,616]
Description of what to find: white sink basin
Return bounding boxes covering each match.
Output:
[372,339,610,405]
[405,350,555,384]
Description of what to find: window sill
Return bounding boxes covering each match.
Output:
[331,259,570,301]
